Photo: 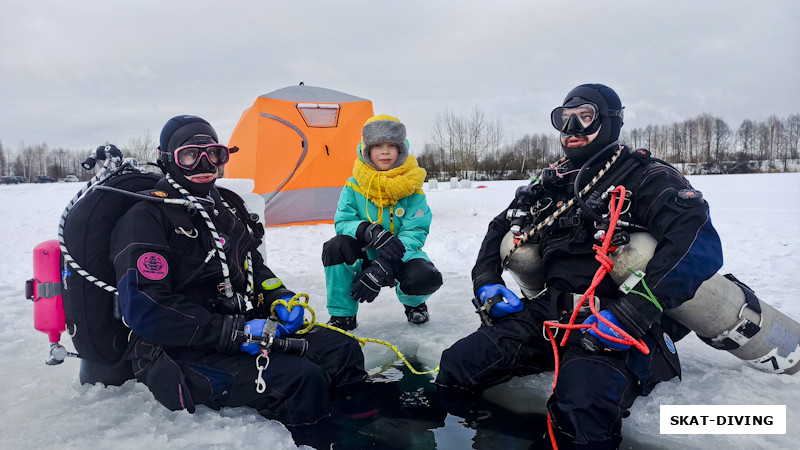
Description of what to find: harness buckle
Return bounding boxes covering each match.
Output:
[704,303,762,350]
[558,214,582,228]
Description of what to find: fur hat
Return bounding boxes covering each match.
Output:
[360,114,409,169]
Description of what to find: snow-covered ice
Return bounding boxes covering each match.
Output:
[1,172,798,449]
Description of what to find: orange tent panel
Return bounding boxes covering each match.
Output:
[225,85,373,226]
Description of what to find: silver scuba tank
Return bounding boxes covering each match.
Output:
[500,231,800,374]
[500,232,543,299]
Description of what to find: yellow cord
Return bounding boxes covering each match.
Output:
[364,172,384,224]
[270,293,439,376]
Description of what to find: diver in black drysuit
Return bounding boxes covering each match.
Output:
[109,115,371,448]
[435,84,724,449]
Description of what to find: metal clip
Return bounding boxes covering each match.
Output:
[218,281,234,298]
[255,353,269,394]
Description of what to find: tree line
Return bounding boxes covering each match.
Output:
[0,133,157,181]
[1,111,798,182]
[418,110,800,180]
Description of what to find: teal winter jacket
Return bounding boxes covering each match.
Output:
[334,177,432,263]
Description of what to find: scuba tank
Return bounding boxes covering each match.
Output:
[24,145,144,383]
[500,232,543,299]
[609,233,800,375]
[500,231,800,375]
[26,239,77,365]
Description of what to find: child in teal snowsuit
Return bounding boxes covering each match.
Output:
[322,115,442,331]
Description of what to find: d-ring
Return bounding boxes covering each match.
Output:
[175,227,198,238]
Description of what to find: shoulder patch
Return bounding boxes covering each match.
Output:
[629,148,651,163]
[137,252,169,280]
[151,191,169,198]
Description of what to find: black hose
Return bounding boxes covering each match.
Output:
[92,185,193,208]
[572,141,621,224]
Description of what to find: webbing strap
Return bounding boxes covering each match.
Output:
[33,281,62,300]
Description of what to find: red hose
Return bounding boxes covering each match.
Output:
[542,186,650,449]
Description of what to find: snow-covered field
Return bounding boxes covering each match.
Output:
[1,172,798,449]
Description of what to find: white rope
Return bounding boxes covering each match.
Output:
[58,156,128,296]
[165,174,254,298]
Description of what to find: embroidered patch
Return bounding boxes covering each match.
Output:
[137,252,169,280]
[414,208,426,217]
[151,191,168,198]
[663,332,677,354]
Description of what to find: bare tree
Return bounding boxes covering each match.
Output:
[0,141,6,176]
[124,131,158,169]
[766,115,783,171]
[629,128,642,149]
[755,121,772,168]
[711,118,731,163]
[484,116,504,177]
[428,106,497,179]
[645,125,655,150]
[514,135,532,174]
[429,109,459,178]
[786,114,800,161]
[737,120,756,160]
[696,114,713,163]
[14,142,50,178]
[49,148,69,179]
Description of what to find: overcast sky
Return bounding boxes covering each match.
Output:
[1,1,798,155]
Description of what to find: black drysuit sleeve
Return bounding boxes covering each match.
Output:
[609,162,723,337]
[472,197,519,295]
[110,201,225,349]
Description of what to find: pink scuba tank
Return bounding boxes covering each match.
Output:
[27,239,66,344]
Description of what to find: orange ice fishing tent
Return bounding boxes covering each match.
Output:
[225,84,374,226]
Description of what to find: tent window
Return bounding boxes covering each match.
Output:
[296,103,340,127]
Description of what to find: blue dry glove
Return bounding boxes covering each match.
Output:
[477,284,524,318]
[240,318,286,355]
[274,295,304,335]
[582,310,631,351]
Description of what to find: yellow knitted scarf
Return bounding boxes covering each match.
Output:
[353,154,426,208]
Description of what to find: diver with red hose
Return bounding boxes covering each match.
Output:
[435,84,724,449]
